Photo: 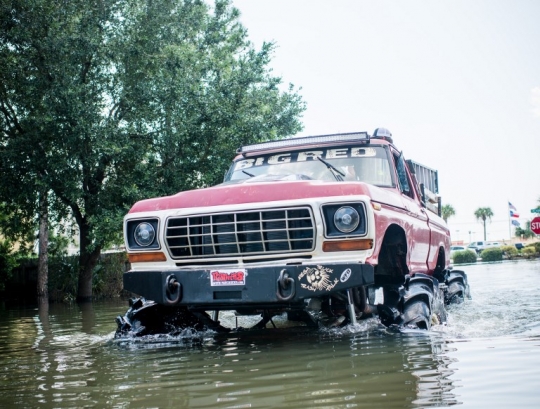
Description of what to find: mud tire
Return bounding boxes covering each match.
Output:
[115,298,205,338]
[379,273,446,330]
[445,270,471,305]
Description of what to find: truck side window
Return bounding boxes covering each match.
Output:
[394,153,413,197]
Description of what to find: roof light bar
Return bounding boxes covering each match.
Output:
[238,131,370,154]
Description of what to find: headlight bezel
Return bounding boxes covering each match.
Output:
[126,218,160,250]
[322,202,367,238]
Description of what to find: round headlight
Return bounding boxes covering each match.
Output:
[334,206,360,233]
[134,222,156,247]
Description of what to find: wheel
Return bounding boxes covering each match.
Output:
[115,298,207,337]
[445,270,471,305]
[378,273,445,330]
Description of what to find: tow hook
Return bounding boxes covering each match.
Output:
[164,274,182,305]
[276,269,296,301]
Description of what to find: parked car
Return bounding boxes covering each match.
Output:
[514,242,525,250]
[450,245,466,257]
[467,241,504,254]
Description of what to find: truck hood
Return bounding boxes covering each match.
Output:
[128,178,402,213]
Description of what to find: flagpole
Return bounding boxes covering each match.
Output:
[508,200,511,240]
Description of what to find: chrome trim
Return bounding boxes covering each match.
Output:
[165,207,315,259]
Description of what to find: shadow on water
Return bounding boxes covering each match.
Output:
[106,318,460,408]
[1,259,539,408]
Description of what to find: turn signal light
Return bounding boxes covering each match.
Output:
[322,239,373,252]
[128,252,167,263]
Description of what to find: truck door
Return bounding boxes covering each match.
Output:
[393,151,431,273]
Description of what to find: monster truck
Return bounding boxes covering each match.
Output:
[115,128,470,336]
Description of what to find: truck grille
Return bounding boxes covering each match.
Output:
[165,207,315,259]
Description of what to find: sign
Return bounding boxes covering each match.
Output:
[210,269,246,286]
[531,217,540,235]
[531,208,540,214]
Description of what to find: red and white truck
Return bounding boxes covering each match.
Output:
[116,128,470,336]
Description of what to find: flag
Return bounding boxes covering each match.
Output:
[509,202,519,218]
[512,219,520,227]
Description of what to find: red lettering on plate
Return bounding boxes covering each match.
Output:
[210,270,246,286]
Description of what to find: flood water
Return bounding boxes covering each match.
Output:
[1,260,539,408]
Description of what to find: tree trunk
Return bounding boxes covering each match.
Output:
[77,220,101,301]
[37,189,49,298]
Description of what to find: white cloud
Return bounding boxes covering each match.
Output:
[531,87,540,117]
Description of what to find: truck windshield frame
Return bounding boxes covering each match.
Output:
[224,145,394,187]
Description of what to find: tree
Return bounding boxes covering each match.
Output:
[0,0,305,300]
[441,204,456,223]
[474,207,494,241]
[515,221,536,240]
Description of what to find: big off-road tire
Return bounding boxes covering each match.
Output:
[378,273,446,330]
[115,298,230,337]
[444,270,471,305]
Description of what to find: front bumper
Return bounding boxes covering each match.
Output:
[124,262,374,308]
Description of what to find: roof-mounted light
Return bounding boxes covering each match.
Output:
[372,128,393,144]
[238,131,370,155]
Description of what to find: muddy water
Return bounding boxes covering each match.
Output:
[1,260,539,408]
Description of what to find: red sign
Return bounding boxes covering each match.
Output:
[210,269,246,286]
[531,217,540,235]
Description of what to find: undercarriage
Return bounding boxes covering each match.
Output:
[115,269,470,337]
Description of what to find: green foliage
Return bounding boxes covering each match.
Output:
[452,250,477,264]
[441,204,455,223]
[521,246,538,259]
[500,245,518,260]
[515,222,537,240]
[480,247,503,262]
[0,239,19,291]
[1,0,305,299]
[92,252,127,298]
[48,255,79,302]
[474,207,494,241]
[0,203,36,253]
[39,252,128,301]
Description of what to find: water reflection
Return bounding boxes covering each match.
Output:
[1,260,539,408]
[106,323,460,408]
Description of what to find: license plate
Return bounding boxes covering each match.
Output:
[209,269,247,286]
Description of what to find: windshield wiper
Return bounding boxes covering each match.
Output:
[317,156,345,181]
[242,170,255,177]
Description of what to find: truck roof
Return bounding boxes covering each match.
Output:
[238,129,393,157]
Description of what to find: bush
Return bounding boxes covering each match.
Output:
[92,252,128,298]
[0,240,19,291]
[522,246,538,259]
[480,247,503,262]
[48,254,79,302]
[500,245,518,259]
[453,250,477,264]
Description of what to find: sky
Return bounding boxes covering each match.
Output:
[232,0,540,243]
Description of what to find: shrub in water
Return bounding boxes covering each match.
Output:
[500,245,518,259]
[0,240,18,291]
[522,246,537,259]
[453,250,477,264]
[480,247,503,262]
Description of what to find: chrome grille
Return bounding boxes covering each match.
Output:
[165,207,315,259]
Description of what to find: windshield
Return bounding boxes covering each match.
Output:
[225,146,393,186]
